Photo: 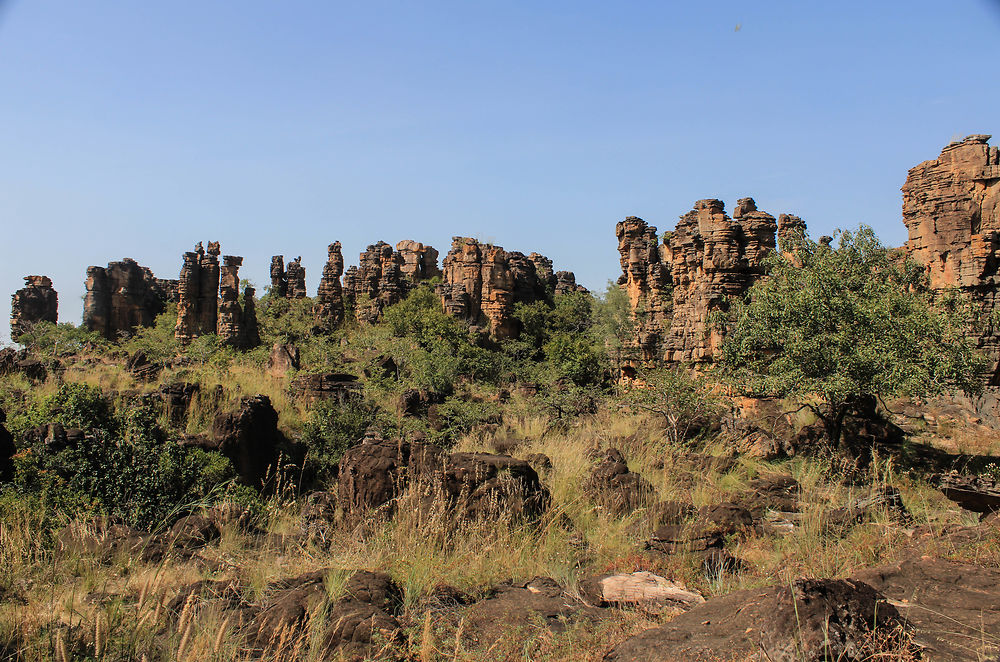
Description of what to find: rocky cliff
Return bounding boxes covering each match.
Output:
[175,242,221,344]
[269,256,307,299]
[903,134,1000,380]
[10,276,58,340]
[83,259,177,340]
[217,256,260,349]
[342,240,439,324]
[438,237,579,339]
[618,198,801,364]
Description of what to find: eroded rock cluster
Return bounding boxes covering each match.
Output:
[902,134,1000,381]
[10,275,58,340]
[314,242,345,330]
[438,237,581,339]
[617,198,805,364]
[269,256,307,299]
[174,242,221,344]
[83,259,177,339]
[217,256,260,349]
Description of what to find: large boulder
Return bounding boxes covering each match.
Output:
[210,395,288,488]
[606,578,909,661]
[584,448,656,515]
[336,439,549,520]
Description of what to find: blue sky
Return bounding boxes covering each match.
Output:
[2,1,999,343]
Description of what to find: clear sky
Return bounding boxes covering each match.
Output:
[2,1,999,344]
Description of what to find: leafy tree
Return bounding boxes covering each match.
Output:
[716,225,985,456]
[620,368,720,446]
[301,397,388,486]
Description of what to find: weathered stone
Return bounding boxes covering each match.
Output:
[554,270,587,295]
[210,395,286,488]
[266,343,300,376]
[174,242,220,344]
[159,382,199,426]
[289,372,360,404]
[578,571,704,609]
[269,255,287,298]
[336,439,549,520]
[932,471,1000,515]
[314,242,345,330]
[617,199,802,365]
[663,198,779,363]
[438,238,567,338]
[605,578,908,662]
[216,256,260,349]
[83,259,176,340]
[10,275,57,340]
[342,240,437,323]
[903,134,1000,381]
[584,448,656,515]
[395,240,440,281]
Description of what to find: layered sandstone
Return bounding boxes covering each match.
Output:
[342,240,439,323]
[269,256,306,299]
[175,242,221,344]
[217,256,260,349]
[83,259,177,339]
[314,242,346,330]
[902,134,1000,380]
[618,198,796,364]
[438,238,571,339]
[10,276,58,340]
[616,217,672,361]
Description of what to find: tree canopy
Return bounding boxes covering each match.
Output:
[716,225,986,453]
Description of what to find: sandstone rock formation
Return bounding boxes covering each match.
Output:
[617,199,802,364]
[438,237,570,338]
[342,240,439,323]
[337,438,550,520]
[395,240,440,281]
[269,256,287,298]
[902,134,1000,381]
[314,242,345,330]
[10,275,58,340]
[174,242,220,344]
[210,394,286,488]
[83,259,177,339]
[269,256,306,299]
[217,256,260,349]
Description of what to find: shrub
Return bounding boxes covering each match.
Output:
[301,397,389,486]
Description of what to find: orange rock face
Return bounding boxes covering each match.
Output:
[342,240,440,324]
[903,134,1000,379]
[438,237,564,339]
[617,198,801,365]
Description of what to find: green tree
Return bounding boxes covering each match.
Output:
[716,226,985,456]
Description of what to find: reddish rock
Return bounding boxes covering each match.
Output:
[314,242,345,330]
[83,259,176,340]
[216,256,260,349]
[342,240,437,323]
[10,275,58,340]
[174,242,220,344]
[903,134,1000,381]
[438,238,544,338]
[617,198,801,365]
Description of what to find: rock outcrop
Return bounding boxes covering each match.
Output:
[216,256,260,349]
[83,259,177,339]
[902,134,1000,381]
[174,242,220,344]
[617,199,802,364]
[314,242,345,330]
[209,394,287,488]
[269,256,306,299]
[342,240,439,323]
[10,276,58,340]
[0,407,15,482]
[337,438,550,520]
[438,238,576,338]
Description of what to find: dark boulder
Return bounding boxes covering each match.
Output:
[584,448,656,515]
[605,578,909,661]
[266,343,300,376]
[210,395,289,489]
[159,382,198,426]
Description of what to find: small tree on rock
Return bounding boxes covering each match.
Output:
[715,225,985,458]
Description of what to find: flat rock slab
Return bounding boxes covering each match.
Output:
[853,556,1000,660]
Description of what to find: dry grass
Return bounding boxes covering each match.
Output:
[0,397,991,660]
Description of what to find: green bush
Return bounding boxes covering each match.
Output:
[123,305,179,361]
[430,396,502,446]
[301,397,389,486]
